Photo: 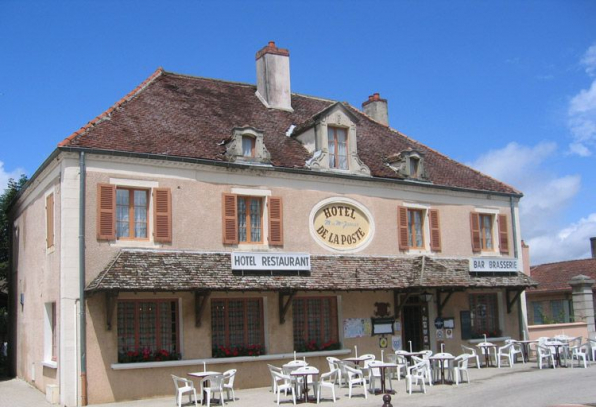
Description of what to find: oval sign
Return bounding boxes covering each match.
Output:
[312,200,372,251]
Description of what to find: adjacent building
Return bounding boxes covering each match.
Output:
[9,42,534,405]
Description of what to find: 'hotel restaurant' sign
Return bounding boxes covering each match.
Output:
[312,201,371,250]
[231,252,311,271]
[469,258,519,273]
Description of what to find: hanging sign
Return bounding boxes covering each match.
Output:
[311,199,372,251]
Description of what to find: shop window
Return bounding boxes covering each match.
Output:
[97,184,172,243]
[292,297,339,352]
[469,293,500,338]
[117,299,179,362]
[222,193,283,246]
[211,298,264,356]
[327,127,348,170]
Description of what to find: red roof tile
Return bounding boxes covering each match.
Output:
[529,258,596,292]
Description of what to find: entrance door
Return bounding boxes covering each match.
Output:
[402,296,429,351]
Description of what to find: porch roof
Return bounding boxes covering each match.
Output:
[85,249,536,293]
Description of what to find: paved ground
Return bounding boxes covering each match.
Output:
[2,361,596,407]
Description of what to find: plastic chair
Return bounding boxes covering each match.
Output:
[588,339,596,361]
[365,360,392,393]
[171,375,199,407]
[505,340,525,364]
[496,343,513,368]
[344,365,368,399]
[412,355,433,386]
[570,343,589,368]
[315,368,338,403]
[450,354,471,385]
[200,374,225,407]
[268,364,283,393]
[405,362,427,395]
[536,344,556,369]
[386,353,406,381]
[272,371,297,405]
[222,369,236,402]
[326,357,341,385]
[336,360,356,388]
[461,345,481,369]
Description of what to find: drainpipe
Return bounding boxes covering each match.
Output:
[79,152,87,405]
[511,196,527,340]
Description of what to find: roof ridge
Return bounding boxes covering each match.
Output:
[58,67,165,147]
[531,257,596,269]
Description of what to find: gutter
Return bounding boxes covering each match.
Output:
[79,152,87,405]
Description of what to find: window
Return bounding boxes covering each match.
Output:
[479,214,493,250]
[117,299,179,362]
[44,302,57,362]
[550,300,571,323]
[237,196,262,243]
[46,193,54,249]
[97,184,172,243]
[470,212,510,254]
[469,293,500,338]
[222,193,283,246]
[211,298,264,355]
[292,297,339,351]
[409,157,420,178]
[116,188,148,239]
[398,207,441,252]
[242,136,255,157]
[532,302,544,325]
[328,127,348,170]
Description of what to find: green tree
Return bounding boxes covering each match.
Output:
[0,174,28,292]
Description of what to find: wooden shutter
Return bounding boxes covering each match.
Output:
[153,188,172,243]
[46,193,54,248]
[498,214,510,254]
[268,196,284,246]
[470,212,481,253]
[222,193,238,244]
[429,209,441,252]
[398,206,409,251]
[97,183,116,240]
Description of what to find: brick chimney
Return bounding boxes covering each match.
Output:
[591,237,596,259]
[362,93,389,125]
[255,41,292,111]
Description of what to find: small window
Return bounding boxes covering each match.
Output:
[479,214,494,250]
[407,209,425,248]
[211,298,264,356]
[237,196,263,243]
[116,188,149,239]
[328,127,348,170]
[469,293,500,338]
[242,136,255,157]
[292,297,339,351]
[117,299,179,362]
[409,157,420,177]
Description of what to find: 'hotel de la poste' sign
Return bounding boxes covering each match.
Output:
[311,200,372,251]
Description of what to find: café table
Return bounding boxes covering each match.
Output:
[343,356,372,365]
[516,339,538,362]
[367,361,398,394]
[545,340,568,367]
[428,352,454,384]
[188,370,222,405]
[476,342,497,367]
[291,366,319,403]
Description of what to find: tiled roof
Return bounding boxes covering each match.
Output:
[60,69,520,195]
[528,258,596,293]
[86,250,536,293]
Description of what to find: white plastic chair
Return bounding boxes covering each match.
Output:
[272,371,297,405]
[344,365,368,399]
[200,374,225,407]
[412,355,433,386]
[450,354,471,385]
[326,357,341,385]
[336,360,356,388]
[268,364,283,393]
[171,375,199,407]
[315,368,338,403]
[222,369,236,402]
[536,344,556,369]
[570,343,589,368]
[405,362,427,395]
[386,353,406,381]
[588,339,596,361]
[461,345,481,369]
[496,343,513,368]
[365,360,392,394]
[505,340,525,364]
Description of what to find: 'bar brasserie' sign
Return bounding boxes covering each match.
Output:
[469,258,519,272]
[312,201,372,250]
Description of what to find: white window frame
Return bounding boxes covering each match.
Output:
[43,302,57,368]
[231,188,271,248]
[474,208,499,256]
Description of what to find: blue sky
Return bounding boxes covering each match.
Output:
[1,1,595,265]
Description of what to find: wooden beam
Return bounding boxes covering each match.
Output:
[279,291,296,324]
[195,291,211,327]
[106,292,118,330]
[394,291,411,318]
[436,289,454,318]
[506,289,523,314]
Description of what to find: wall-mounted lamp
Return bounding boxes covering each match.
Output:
[420,291,433,303]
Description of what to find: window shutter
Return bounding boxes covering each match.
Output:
[398,206,409,251]
[470,212,481,253]
[97,183,116,240]
[153,188,172,243]
[498,214,510,254]
[46,193,54,248]
[222,193,238,244]
[429,209,441,252]
[268,196,284,246]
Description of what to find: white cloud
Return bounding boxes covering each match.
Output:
[468,142,585,264]
[0,161,26,193]
[567,43,596,155]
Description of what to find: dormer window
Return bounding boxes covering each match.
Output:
[225,127,270,164]
[409,156,420,177]
[328,127,348,170]
[385,149,428,180]
[242,135,256,158]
